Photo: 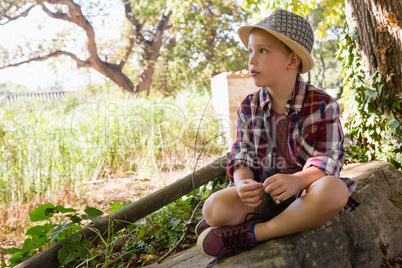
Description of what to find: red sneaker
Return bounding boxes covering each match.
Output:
[195,218,210,237]
[197,217,263,257]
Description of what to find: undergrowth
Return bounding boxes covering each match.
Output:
[1,175,228,267]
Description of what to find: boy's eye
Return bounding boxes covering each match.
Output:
[248,48,268,54]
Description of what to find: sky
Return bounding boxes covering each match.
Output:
[0,3,123,91]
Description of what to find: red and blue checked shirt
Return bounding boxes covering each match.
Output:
[227,75,359,211]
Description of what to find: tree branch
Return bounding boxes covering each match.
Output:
[0,50,90,70]
[124,0,145,44]
[118,37,135,70]
[0,4,36,26]
[39,2,72,22]
[151,11,172,57]
[201,2,216,64]
[38,0,99,59]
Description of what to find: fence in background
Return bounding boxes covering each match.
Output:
[0,91,86,105]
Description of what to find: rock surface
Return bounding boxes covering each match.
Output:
[147,161,402,268]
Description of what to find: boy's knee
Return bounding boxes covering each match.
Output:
[202,192,216,217]
[202,187,245,227]
[309,176,349,213]
[202,191,226,226]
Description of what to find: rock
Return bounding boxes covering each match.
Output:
[149,161,402,268]
[210,161,402,268]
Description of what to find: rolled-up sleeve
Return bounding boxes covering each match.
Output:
[303,100,345,177]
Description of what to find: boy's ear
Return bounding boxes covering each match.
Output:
[288,53,301,71]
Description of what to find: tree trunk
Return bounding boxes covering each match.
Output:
[137,65,155,95]
[344,0,402,95]
[125,1,172,96]
[37,0,136,94]
[92,59,135,93]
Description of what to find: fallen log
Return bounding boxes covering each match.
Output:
[16,155,229,268]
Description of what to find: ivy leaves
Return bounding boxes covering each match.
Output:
[58,235,91,265]
[339,29,401,168]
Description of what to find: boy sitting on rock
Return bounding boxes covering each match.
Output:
[196,9,359,257]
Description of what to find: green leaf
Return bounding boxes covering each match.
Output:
[167,236,178,247]
[9,251,23,263]
[77,240,92,258]
[84,207,104,216]
[43,223,57,235]
[58,235,91,265]
[386,114,399,129]
[55,205,77,214]
[20,238,33,253]
[70,215,82,224]
[122,200,132,207]
[367,114,378,126]
[170,219,181,228]
[26,226,44,237]
[373,72,382,83]
[29,203,55,222]
[50,221,67,243]
[84,207,104,224]
[88,215,104,224]
[45,207,56,216]
[137,228,146,240]
[110,202,122,214]
[3,247,20,254]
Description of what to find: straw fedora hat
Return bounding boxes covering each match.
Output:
[238,9,314,74]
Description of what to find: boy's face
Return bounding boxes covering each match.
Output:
[248,29,294,88]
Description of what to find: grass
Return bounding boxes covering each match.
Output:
[0,90,227,205]
[0,88,229,266]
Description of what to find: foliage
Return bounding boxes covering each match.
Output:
[338,29,401,169]
[1,203,103,267]
[154,0,250,94]
[0,0,250,95]
[242,0,344,38]
[1,175,228,267]
[81,176,227,267]
[0,91,226,204]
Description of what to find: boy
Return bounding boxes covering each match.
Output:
[196,9,359,257]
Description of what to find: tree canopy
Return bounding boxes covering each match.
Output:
[0,0,249,95]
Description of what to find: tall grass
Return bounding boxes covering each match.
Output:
[0,91,227,204]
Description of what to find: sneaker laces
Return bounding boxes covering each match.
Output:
[220,212,266,250]
[221,228,251,250]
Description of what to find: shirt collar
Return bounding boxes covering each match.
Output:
[259,74,307,114]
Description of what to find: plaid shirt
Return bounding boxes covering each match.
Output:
[227,75,359,211]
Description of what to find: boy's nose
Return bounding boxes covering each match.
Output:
[249,54,256,66]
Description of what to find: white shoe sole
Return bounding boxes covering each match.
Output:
[196,226,219,257]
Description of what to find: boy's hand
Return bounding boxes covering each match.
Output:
[236,179,264,207]
[263,174,302,201]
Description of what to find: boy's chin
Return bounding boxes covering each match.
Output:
[252,80,268,88]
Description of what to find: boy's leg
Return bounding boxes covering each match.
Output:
[202,185,255,227]
[253,175,349,242]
